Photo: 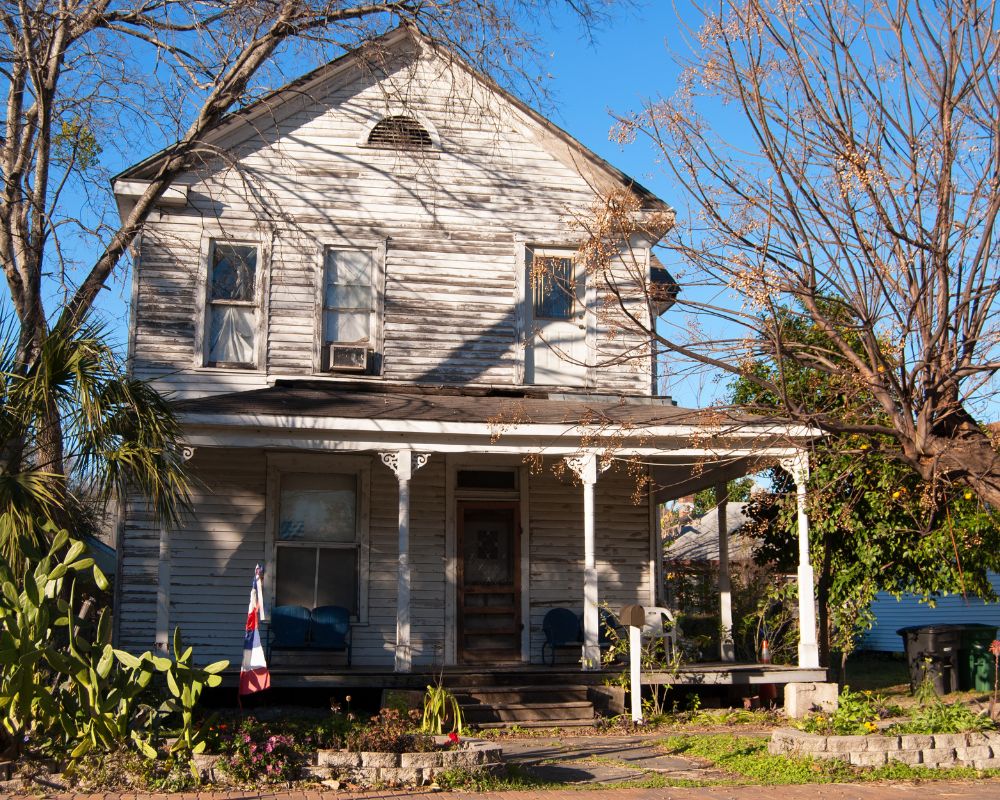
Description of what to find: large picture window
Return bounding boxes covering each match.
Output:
[207,242,257,366]
[275,472,361,614]
[324,250,373,344]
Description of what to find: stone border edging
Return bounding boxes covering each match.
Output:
[769,727,1000,769]
[315,739,502,786]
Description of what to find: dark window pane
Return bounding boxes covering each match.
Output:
[211,244,257,301]
[317,548,359,615]
[276,547,317,607]
[532,256,575,319]
[462,509,515,586]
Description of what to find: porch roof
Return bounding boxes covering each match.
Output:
[174,382,817,497]
[176,379,811,432]
[175,380,698,426]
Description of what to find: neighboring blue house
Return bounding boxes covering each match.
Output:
[861,572,1000,651]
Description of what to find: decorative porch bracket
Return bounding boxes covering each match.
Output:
[380,450,431,673]
[565,452,611,670]
[780,451,820,669]
[715,484,735,662]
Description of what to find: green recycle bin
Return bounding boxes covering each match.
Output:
[957,623,998,693]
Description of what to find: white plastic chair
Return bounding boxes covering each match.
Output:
[641,606,679,661]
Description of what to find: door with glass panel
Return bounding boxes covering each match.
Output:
[275,472,359,615]
[457,501,521,663]
[525,247,587,386]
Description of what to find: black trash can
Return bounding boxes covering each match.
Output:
[956,623,998,692]
[897,624,962,694]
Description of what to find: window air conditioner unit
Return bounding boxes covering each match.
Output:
[325,344,369,373]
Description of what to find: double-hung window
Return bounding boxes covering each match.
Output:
[324,250,374,344]
[275,472,361,615]
[207,242,258,367]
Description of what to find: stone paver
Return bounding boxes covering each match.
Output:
[498,734,724,784]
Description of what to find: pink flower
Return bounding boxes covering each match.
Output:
[448,732,460,744]
[990,639,1000,657]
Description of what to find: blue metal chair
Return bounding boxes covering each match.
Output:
[311,605,353,666]
[267,604,311,657]
[542,607,582,665]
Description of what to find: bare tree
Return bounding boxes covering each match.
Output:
[0,0,617,475]
[589,0,1000,505]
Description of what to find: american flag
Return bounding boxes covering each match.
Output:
[239,563,271,695]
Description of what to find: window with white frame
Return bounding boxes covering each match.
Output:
[324,249,374,344]
[275,472,361,614]
[206,242,258,367]
[530,252,577,320]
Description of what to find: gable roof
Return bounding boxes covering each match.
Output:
[114,26,671,218]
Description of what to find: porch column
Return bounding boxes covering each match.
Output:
[716,484,735,662]
[155,524,170,654]
[380,450,431,673]
[781,451,820,669]
[566,452,609,670]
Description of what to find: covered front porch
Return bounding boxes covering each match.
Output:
[138,382,822,685]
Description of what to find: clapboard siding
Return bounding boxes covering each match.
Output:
[130,44,653,398]
[861,573,1000,652]
[117,449,653,669]
[528,461,651,664]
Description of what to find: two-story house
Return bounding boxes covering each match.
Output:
[113,27,821,693]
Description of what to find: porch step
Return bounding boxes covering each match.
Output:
[461,701,594,724]
[454,684,589,705]
[473,718,597,730]
[453,683,596,729]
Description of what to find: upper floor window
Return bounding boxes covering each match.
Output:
[367,115,433,149]
[207,242,257,367]
[531,254,577,320]
[324,250,374,344]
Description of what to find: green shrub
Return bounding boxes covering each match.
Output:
[888,700,995,735]
[794,687,900,735]
[0,530,226,780]
[345,708,435,753]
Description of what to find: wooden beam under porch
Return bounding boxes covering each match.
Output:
[217,662,828,690]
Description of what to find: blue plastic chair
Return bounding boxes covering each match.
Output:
[268,604,311,656]
[542,607,582,665]
[311,605,353,666]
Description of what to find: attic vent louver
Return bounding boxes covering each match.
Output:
[367,115,433,149]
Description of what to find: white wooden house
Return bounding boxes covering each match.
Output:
[113,27,823,687]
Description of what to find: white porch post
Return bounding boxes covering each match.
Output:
[155,524,170,654]
[782,451,820,669]
[380,450,431,673]
[566,452,608,670]
[716,484,735,662]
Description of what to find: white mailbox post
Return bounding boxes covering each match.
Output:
[620,604,645,724]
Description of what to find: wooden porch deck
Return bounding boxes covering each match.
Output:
[225,662,828,689]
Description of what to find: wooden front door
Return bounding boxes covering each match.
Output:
[457,501,521,664]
